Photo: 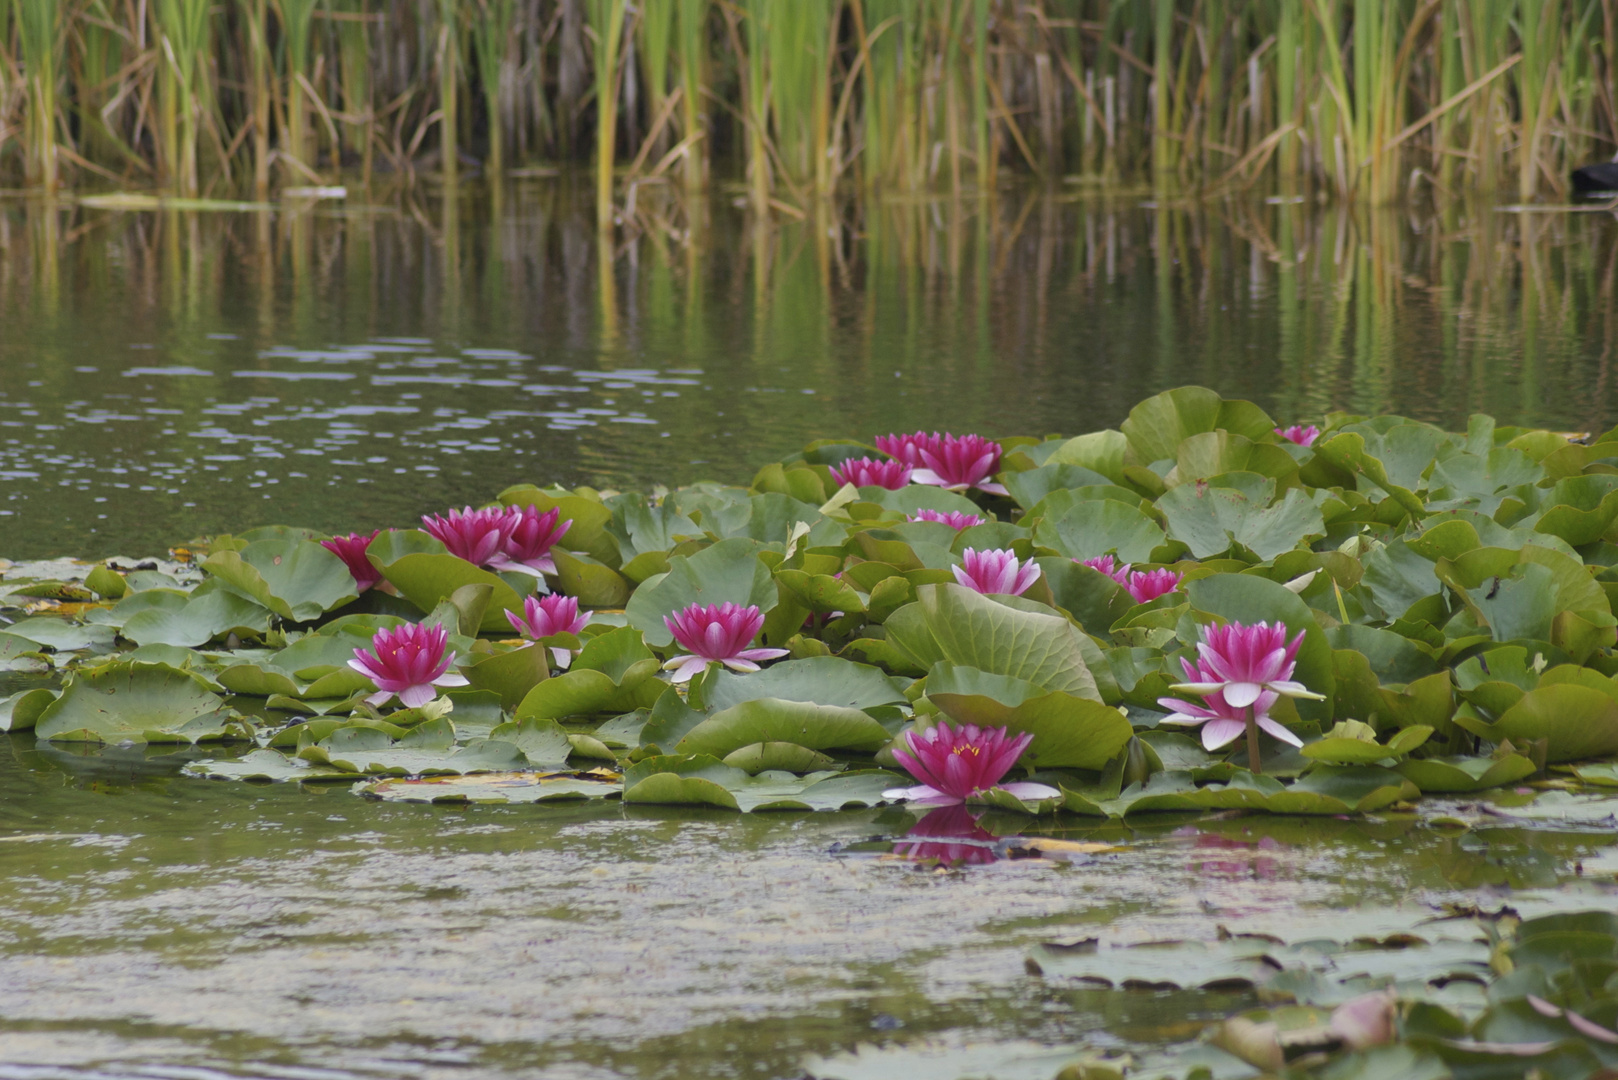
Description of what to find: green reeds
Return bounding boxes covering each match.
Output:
[13,0,60,191]
[471,0,515,177]
[586,0,628,227]
[675,0,707,189]
[3,0,1617,212]
[279,0,321,179]
[154,0,214,195]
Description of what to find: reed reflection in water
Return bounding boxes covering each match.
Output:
[0,183,1613,558]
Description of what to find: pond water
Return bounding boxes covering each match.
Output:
[3,734,1616,1080]
[3,185,1618,1079]
[0,189,1615,559]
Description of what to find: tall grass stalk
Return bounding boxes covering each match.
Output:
[472,0,516,176]
[586,0,627,228]
[154,0,213,194]
[279,0,320,179]
[438,0,460,184]
[13,0,60,192]
[675,0,707,189]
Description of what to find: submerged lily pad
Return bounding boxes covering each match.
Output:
[358,768,625,804]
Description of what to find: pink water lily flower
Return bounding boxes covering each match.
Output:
[321,530,382,592]
[506,593,591,668]
[883,721,1061,806]
[831,457,913,490]
[893,804,1000,865]
[908,509,987,530]
[348,622,469,709]
[1079,554,1128,577]
[421,506,514,568]
[491,504,572,579]
[1121,567,1184,604]
[1158,656,1300,752]
[1276,424,1321,447]
[952,548,1041,596]
[1172,620,1323,709]
[874,431,946,468]
[911,433,1010,497]
[662,602,789,683]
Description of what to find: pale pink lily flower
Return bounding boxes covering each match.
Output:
[321,530,381,592]
[1157,656,1299,751]
[830,457,913,490]
[882,721,1061,806]
[908,509,987,530]
[952,548,1041,597]
[348,622,469,709]
[491,504,572,579]
[1276,424,1321,447]
[873,431,946,468]
[911,433,1010,497]
[1171,620,1323,709]
[1121,567,1184,604]
[506,593,591,668]
[662,602,789,683]
[421,506,514,568]
[1079,554,1128,578]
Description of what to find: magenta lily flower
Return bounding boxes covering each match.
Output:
[1172,620,1323,710]
[1121,567,1184,604]
[874,431,946,468]
[506,593,591,668]
[831,457,913,490]
[893,805,1000,865]
[908,509,988,530]
[348,622,469,709]
[952,548,1041,597]
[421,506,514,568]
[1079,554,1128,578]
[1276,424,1321,447]
[662,602,789,683]
[321,530,382,592]
[911,433,1010,497]
[1158,656,1300,752]
[883,721,1061,806]
[491,504,572,579]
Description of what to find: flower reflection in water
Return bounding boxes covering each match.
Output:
[1182,828,1283,881]
[893,805,1002,866]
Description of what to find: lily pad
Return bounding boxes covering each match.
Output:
[1397,754,1538,793]
[675,698,893,758]
[621,754,900,811]
[202,539,357,622]
[625,537,779,647]
[34,662,245,744]
[885,584,1102,701]
[514,626,666,719]
[1453,683,1618,763]
[358,768,625,804]
[924,663,1133,770]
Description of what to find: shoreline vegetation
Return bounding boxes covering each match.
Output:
[0,0,1615,214]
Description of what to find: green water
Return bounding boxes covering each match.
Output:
[4,186,1618,1078]
[0,190,1615,559]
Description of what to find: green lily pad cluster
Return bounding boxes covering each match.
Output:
[7,385,1618,817]
[1109,909,1618,1080]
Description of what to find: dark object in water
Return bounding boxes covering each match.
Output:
[1571,162,1618,194]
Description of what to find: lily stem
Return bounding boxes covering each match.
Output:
[1245,703,1262,775]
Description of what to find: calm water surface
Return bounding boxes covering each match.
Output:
[3,185,1618,1078]
[0,187,1615,557]
[1,738,1615,1080]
